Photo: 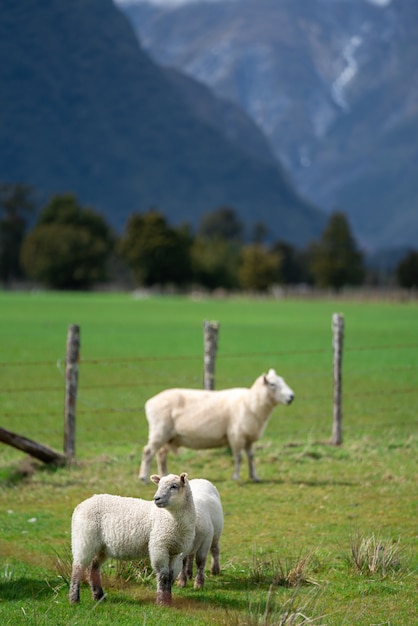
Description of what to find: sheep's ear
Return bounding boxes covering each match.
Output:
[150,474,160,484]
[180,472,188,484]
[264,372,276,388]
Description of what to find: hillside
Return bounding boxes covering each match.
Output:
[120,0,418,251]
[0,0,325,245]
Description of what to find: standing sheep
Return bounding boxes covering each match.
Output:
[69,472,195,606]
[177,478,224,589]
[139,368,294,483]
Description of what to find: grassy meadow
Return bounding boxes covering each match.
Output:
[0,291,417,625]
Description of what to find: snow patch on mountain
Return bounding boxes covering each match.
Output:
[114,0,233,6]
[332,35,363,110]
[365,0,392,6]
[115,0,392,6]
[185,40,235,85]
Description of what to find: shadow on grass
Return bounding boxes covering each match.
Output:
[173,572,299,612]
[175,593,251,612]
[240,477,356,487]
[0,577,59,601]
[75,587,252,612]
[0,456,65,488]
[290,478,356,487]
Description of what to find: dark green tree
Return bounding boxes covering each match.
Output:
[191,206,243,289]
[119,210,193,287]
[309,211,365,290]
[191,236,240,290]
[396,249,418,288]
[271,241,312,284]
[198,206,243,242]
[20,194,113,289]
[0,182,35,287]
[238,244,281,291]
[251,221,268,245]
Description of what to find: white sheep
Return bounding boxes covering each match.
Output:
[69,472,196,606]
[139,368,294,483]
[177,478,224,589]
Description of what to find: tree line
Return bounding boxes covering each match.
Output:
[1,182,417,292]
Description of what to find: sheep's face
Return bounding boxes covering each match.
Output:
[152,472,188,509]
[264,369,294,405]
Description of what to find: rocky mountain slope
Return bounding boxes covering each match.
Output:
[0,0,325,245]
[119,0,418,251]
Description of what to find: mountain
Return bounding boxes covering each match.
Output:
[0,0,325,246]
[119,0,418,251]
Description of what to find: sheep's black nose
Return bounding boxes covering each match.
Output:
[154,496,166,508]
[288,394,294,404]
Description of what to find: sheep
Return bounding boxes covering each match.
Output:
[69,472,196,606]
[139,368,294,483]
[177,478,224,589]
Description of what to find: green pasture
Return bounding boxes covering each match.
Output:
[0,291,417,625]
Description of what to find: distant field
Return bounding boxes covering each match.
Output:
[0,291,417,625]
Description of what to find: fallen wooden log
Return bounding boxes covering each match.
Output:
[0,427,67,465]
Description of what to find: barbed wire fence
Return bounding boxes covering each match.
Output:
[0,317,417,464]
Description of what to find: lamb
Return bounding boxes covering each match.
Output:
[177,478,224,589]
[69,472,196,606]
[139,368,294,483]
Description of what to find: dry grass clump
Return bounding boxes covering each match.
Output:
[250,549,318,587]
[348,531,403,576]
[111,559,154,586]
[243,586,325,626]
[52,545,72,585]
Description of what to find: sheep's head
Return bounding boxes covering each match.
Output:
[263,368,294,405]
[152,472,189,509]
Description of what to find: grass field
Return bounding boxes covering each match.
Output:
[0,291,417,625]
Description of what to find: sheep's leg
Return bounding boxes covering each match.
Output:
[156,445,169,476]
[194,551,207,589]
[89,558,105,602]
[177,558,187,588]
[177,554,193,588]
[139,443,158,482]
[246,443,260,482]
[69,563,84,604]
[140,439,171,481]
[156,566,174,606]
[185,554,194,580]
[210,540,221,576]
[232,450,242,480]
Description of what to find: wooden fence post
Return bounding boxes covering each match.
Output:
[64,324,80,459]
[203,321,219,390]
[332,313,344,445]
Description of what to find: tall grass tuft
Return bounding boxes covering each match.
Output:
[348,532,403,576]
[244,586,325,626]
[52,545,72,586]
[110,559,154,587]
[250,548,318,587]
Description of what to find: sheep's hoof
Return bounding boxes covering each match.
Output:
[93,592,106,602]
[69,585,80,604]
[156,591,172,606]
